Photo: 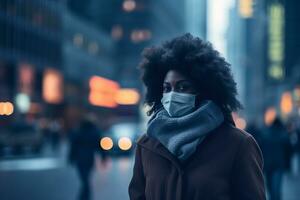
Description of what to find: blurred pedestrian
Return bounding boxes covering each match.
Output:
[296,126,300,174]
[262,118,291,200]
[129,33,266,200]
[49,119,61,152]
[69,118,107,200]
[287,117,300,175]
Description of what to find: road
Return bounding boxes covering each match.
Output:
[0,143,299,200]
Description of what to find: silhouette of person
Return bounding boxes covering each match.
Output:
[262,118,291,200]
[69,118,107,200]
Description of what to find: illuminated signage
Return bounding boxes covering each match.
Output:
[115,89,140,105]
[89,76,120,108]
[43,69,63,104]
[89,76,140,107]
[268,3,285,80]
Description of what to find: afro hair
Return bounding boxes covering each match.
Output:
[139,33,242,116]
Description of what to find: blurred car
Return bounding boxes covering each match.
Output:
[100,122,141,156]
[0,122,44,156]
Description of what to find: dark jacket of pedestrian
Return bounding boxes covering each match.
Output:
[261,118,291,200]
[69,120,102,168]
[69,119,107,200]
[262,118,291,172]
[129,122,265,200]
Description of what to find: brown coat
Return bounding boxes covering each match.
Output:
[128,122,266,200]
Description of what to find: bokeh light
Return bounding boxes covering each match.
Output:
[0,102,14,116]
[264,107,277,126]
[100,137,114,150]
[115,89,140,105]
[123,0,136,12]
[280,92,293,115]
[118,137,132,151]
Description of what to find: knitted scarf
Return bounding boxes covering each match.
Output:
[147,100,224,161]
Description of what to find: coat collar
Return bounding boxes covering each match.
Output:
[137,134,183,171]
[136,121,234,171]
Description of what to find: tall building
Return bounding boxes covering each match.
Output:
[0,0,64,118]
[226,0,300,125]
[63,9,115,105]
[264,0,300,120]
[185,0,207,39]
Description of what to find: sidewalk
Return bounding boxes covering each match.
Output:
[282,173,300,200]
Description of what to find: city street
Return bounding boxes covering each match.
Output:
[0,144,134,200]
[0,0,300,200]
[0,144,299,200]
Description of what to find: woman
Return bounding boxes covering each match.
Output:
[129,33,266,200]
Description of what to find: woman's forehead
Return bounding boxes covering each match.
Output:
[164,70,189,83]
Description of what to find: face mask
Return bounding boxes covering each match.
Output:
[161,91,196,117]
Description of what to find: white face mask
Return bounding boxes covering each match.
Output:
[161,91,196,117]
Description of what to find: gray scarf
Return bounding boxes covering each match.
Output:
[147,100,224,161]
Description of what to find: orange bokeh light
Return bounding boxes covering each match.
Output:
[235,118,247,130]
[0,103,5,115]
[0,102,14,116]
[264,107,277,126]
[232,112,247,130]
[89,76,119,91]
[123,0,136,12]
[118,137,132,150]
[280,92,293,115]
[115,89,140,105]
[43,69,63,104]
[100,137,113,150]
[89,76,120,108]
[239,0,253,18]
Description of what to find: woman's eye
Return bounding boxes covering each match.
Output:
[163,86,171,93]
[178,85,186,91]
